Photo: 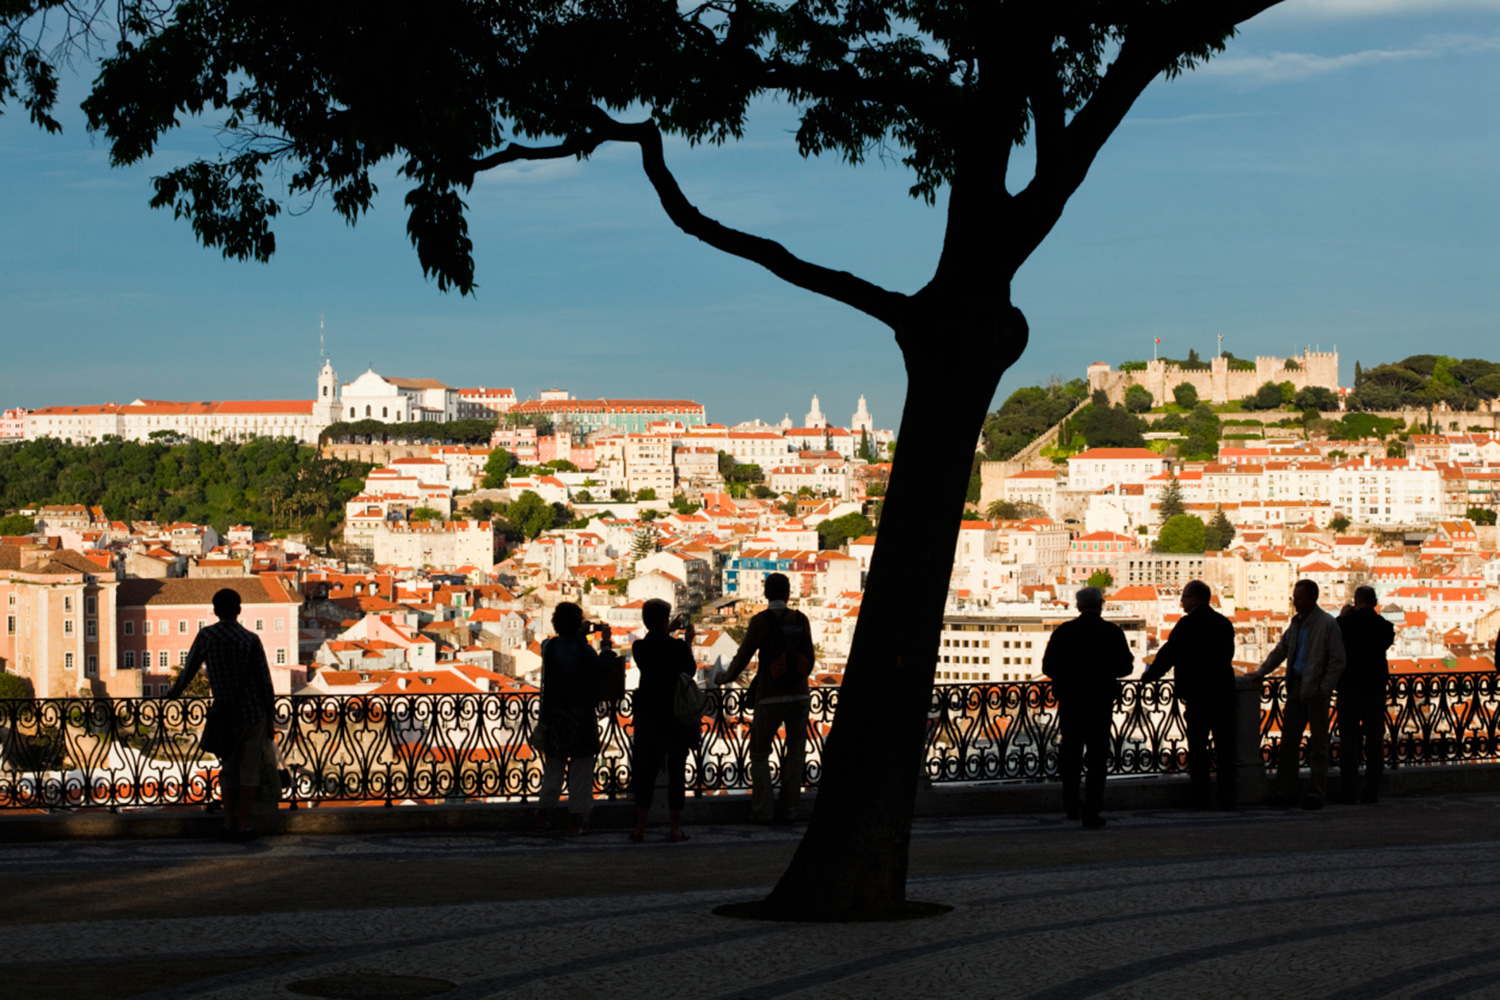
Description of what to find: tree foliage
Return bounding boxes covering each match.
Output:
[482,448,513,489]
[1083,404,1146,449]
[1172,382,1198,409]
[985,499,1045,521]
[319,419,496,445]
[0,437,368,534]
[1155,513,1205,553]
[1329,515,1351,534]
[818,512,874,552]
[0,513,36,535]
[1157,471,1185,522]
[0,671,32,699]
[1124,385,1153,413]
[1086,569,1113,590]
[1203,508,1235,551]
[976,380,1089,461]
[408,506,445,522]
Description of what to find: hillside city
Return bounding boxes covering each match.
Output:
[2,348,1498,706]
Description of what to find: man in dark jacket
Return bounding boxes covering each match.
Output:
[1336,585,1395,804]
[718,573,816,824]
[1042,586,1135,829]
[1141,580,1239,810]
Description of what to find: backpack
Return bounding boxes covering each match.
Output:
[759,608,814,680]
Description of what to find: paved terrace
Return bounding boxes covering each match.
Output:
[7,791,1500,1000]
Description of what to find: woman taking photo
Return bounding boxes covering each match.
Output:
[535,601,616,835]
[629,599,700,842]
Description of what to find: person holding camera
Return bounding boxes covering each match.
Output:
[629,600,699,842]
[535,601,618,835]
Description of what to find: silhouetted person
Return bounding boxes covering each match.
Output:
[1254,579,1346,810]
[1042,586,1134,829]
[167,588,274,839]
[630,599,699,843]
[535,602,616,835]
[1142,580,1239,810]
[1336,585,1395,804]
[718,572,815,825]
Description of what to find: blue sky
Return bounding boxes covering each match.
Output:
[1,2,1496,431]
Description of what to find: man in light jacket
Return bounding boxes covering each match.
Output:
[1254,578,1346,810]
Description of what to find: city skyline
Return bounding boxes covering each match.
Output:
[1,3,1496,426]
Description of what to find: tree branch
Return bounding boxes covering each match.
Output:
[600,114,908,327]
[1011,0,1286,262]
[470,131,606,174]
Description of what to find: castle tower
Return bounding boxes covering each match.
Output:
[805,394,826,428]
[851,394,873,435]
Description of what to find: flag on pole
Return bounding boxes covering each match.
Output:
[1155,338,1161,344]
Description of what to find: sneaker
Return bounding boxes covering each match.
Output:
[1301,795,1324,811]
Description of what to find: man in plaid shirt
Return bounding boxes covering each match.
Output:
[168,588,275,838]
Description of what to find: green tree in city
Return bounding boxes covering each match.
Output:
[1329,516,1352,534]
[1465,507,1496,526]
[630,526,657,562]
[1155,514,1206,553]
[1084,405,1147,449]
[506,490,555,540]
[0,514,35,535]
[1181,403,1222,459]
[1086,569,1114,590]
[636,488,658,502]
[408,506,445,522]
[482,448,513,489]
[1203,507,1236,551]
[10,0,1297,921]
[0,671,31,699]
[1124,385,1153,414]
[1157,471,1186,522]
[1172,383,1199,409]
[1251,381,1284,410]
[1294,386,1338,411]
[818,512,875,552]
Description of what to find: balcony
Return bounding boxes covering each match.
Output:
[4,672,1498,825]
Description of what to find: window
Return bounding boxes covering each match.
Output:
[197,620,206,632]
[64,595,73,613]
[86,596,96,615]
[159,651,169,668]
[64,619,74,636]
[86,619,97,640]
[179,620,188,634]
[125,650,135,669]
[274,618,285,633]
[159,620,168,635]
[86,656,98,678]
[179,651,189,666]
[124,620,135,636]
[4,615,11,635]
[276,648,287,665]
[5,594,11,607]
[64,652,74,671]
[143,620,152,635]
[255,619,265,632]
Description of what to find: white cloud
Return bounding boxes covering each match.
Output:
[1196,33,1500,84]
[1269,0,1500,18]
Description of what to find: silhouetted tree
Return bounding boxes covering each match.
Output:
[6,0,1289,920]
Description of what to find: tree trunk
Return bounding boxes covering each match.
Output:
[756,302,1026,920]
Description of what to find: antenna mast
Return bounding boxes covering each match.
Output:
[319,313,326,364]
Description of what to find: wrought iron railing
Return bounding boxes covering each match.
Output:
[2,672,1496,811]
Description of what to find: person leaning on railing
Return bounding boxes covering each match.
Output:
[165,587,275,840]
[716,572,815,826]
[1254,579,1346,811]
[1140,580,1239,811]
[1335,586,1395,805]
[1042,586,1134,829]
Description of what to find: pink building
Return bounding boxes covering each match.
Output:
[1067,530,1142,584]
[0,407,25,441]
[490,425,539,463]
[537,431,596,470]
[116,576,302,696]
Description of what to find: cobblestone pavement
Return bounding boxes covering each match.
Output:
[6,795,1500,999]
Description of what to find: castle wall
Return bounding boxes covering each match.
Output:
[1088,350,1339,406]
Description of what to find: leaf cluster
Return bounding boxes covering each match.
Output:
[1348,355,1500,412]
[0,436,370,535]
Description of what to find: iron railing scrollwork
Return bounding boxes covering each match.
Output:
[2,671,1497,811]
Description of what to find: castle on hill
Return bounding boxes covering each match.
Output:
[1087,348,1339,407]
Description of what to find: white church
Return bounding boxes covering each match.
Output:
[23,361,484,446]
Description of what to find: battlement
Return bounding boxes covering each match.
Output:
[1087,347,1340,406]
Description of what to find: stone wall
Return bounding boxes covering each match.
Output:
[1089,349,1339,406]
